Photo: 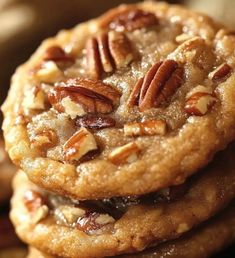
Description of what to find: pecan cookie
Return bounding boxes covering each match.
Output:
[10,144,235,258]
[27,203,235,258]
[0,139,17,204]
[3,2,235,199]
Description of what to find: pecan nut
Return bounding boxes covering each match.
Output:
[24,190,49,223]
[30,129,58,148]
[184,85,217,116]
[35,61,63,84]
[43,45,74,63]
[23,86,46,110]
[48,78,121,116]
[77,212,115,234]
[209,63,232,82]
[24,190,46,212]
[55,205,86,225]
[63,127,98,162]
[102,8,158,32]
[124,120,167,137]
[175,33,194,44]
[86,31,134,79]
[128,60,184,111]
[60,96,87,118]
[108,142,140,165]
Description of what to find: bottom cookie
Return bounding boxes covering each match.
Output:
[27,203,235,258]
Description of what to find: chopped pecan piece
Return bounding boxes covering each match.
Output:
[63,128,97,162]
[177,223,190,234]
[175,33,194,44]
[108,142,140,165]
[76,115,116,130]
[35,61,63,84]
[30,129,58,148]
[124,120,167,137]
[24,190,46,212]
[43,46,74,63]
[77,212,115,234]
[48,78,121,115]
[128,60,184,111]
[209,63,232,82]
[173,37,205,52]
[55,205,86,225]
[23,86,46,110]
[184,85,217,116]
[24,190,49,223]
[86,31,134,79]
[106,9,158,32]
[60,96,87,118]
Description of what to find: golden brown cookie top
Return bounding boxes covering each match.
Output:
[2,2,235,199]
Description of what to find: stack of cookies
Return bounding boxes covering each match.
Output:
[2,2,235,257]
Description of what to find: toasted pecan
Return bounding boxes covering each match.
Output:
[128,60,184,111]
[48,78,121,115]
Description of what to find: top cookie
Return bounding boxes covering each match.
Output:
[2,1,235,199]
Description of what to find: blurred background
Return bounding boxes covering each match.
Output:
[0,0,234,257]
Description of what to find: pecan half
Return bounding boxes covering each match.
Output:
[43,46,74,63]
[86,31,134,79]
[76,115,116,130]
[63,128,97,162]
[108,142,140,165]
[77,212,115,234]
[124,120,167,137]
[105,9,158,32]
[128,60,184,111]
[184,85,217,116]
[209,63,232,82]
[48,78,121,115]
